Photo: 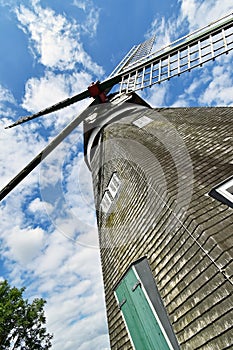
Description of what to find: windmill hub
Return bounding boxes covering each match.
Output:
[88,81,108,103]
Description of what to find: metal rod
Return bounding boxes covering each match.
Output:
[158,59,162,82]
[141,66,146,89]
[187,46,191,70]
[177,50,181,75]
[209,34,215,59]
[222,28,228,52]
[167,55,171,79]
[149,63,153,86]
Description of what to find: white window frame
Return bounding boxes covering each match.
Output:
[209,176,233,208]
[216,177,233,203]
[100,172,122,214]
[100,191,112,213]
[107,172,121,199]
[132,115,153,128]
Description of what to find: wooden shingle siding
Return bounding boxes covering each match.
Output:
[89,104,233,349]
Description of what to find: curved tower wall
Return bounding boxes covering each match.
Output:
[84,94,233,349]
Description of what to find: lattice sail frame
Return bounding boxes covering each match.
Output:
[115,13,233,94]
[109,36,156,78]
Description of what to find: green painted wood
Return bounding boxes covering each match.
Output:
[115,268,171,350]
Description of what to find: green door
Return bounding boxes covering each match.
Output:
[115,268,172,350]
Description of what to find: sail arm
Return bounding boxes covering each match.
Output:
[0,106,91,201]
[118,13,233,93]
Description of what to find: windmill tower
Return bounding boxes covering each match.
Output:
[1,13,233,350]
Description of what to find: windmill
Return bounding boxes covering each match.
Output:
[1,13,233,201]
[1,13,233,350]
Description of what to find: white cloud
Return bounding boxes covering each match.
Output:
[73,0,87,11]
[64,153,96,222]
[22,73,70,112]
[34,134,99,247]
[0,0,14,6]
[141,82,169,107]
[28,197,53,214]
[22,71,91,112]
[28,232,107,349]
[170,68,212,106]
[0,110,104,346]
[20,70,92,133]
[0,170,108,346]
[0,84,16,118]
[82,8,100,38]
[144,1,233,109]
[5,226,44,264]
[199,61,233,106]
[179,0,233,30]
[35,237,70,276]
[184,76,209,96]
[0,119,47,192]
[148,1,233,108]
[15,1,103,74]
[146,16,178,52]
[0,84,15,104]
[144,16,180,106]
[1,2,108,350]
[0,208,109,348]
[73,0,100,37]
[170,52,233,107]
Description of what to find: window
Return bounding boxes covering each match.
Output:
[209,176,233,208]
[107,172,121,199]
[100,172,122,214]
[100,191,112,213]
[114,258,179,350]
[132,115,153,128]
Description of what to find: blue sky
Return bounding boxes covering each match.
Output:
[0,1,232,349]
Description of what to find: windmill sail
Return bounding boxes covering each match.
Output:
[109,35,156,77]
[0,106,91,201]
[5,77,120,129]
[117,13,233,93]
[5,13,233,129]
[1,14,233,201]
[5,90,90,129]
[6,37,157,129]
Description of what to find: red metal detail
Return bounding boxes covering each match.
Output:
[88,81,108,103]
[88,81,101,97]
